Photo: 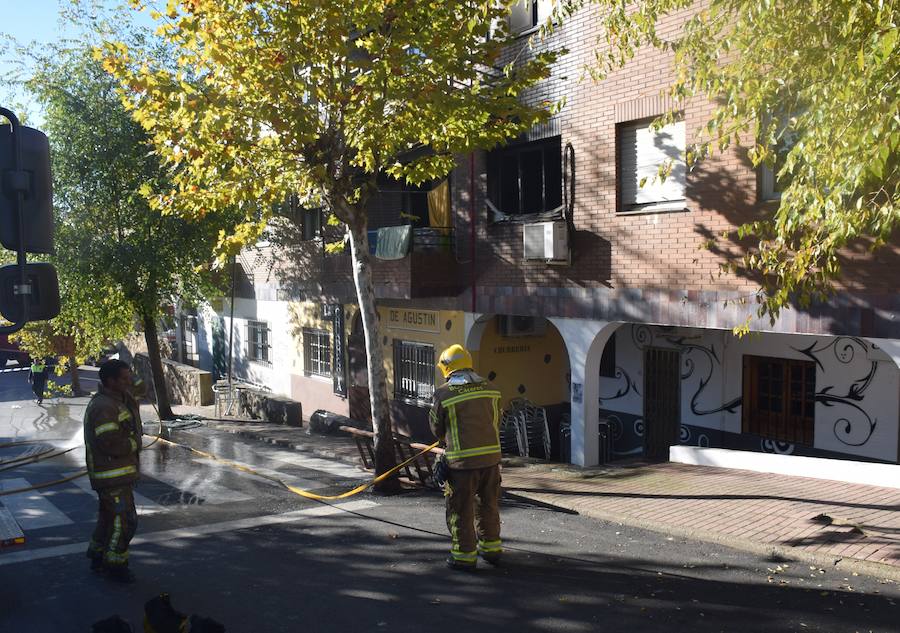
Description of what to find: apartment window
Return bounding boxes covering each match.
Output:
[599,332,616,379]
[393,340,435,403]
[247,320,271,364]
[618,119,686,213]
[742,355,815,445]
[759,130,797,202]
[509,0,555,34]
[487,136,562,216]
[180,315,199,365]
[301,208,322,241]
[303,328,332,377]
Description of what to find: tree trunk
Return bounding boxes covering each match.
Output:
[69,361,82,395]
[142,312,174,420]
[346,215,400,494]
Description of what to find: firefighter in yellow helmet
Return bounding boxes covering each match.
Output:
[429,344,503,570]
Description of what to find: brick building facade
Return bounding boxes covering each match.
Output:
[181,1,900,478]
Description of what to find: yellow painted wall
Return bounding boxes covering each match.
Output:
[345,305,465,395]
[474,317,570,408]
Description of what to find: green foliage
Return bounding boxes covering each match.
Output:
[585,0,900,325]
[100,0,562,240]
[7,40,241,362]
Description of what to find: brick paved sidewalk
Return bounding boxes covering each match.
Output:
[155,404,900,576]
[501,460,900,573]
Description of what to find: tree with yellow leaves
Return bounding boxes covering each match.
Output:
[101,0,562,490]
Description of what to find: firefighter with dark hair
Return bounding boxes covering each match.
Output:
[429,344,503,571]
[84,358,143,582]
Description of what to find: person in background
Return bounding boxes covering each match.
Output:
[28,358,48,404]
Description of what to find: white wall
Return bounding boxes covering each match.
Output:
[605,325,900,462]
[219,297,294,397]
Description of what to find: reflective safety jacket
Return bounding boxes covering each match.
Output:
[84,385,142,491]
[429,371,502,470]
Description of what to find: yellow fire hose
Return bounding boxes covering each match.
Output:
[153,436,440,501]
[0,432,439,500]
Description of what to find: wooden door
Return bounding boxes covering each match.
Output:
[643,347,681,460]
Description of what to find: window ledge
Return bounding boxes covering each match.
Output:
[617,203,688,217]
[250,359,273,368]
[304,373,333,383]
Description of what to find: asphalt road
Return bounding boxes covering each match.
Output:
[0,369,897,632]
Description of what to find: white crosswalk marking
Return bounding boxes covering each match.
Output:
[0,478,73,529]
[64,472,166,516]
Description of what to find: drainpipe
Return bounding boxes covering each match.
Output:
[470,152,476,313]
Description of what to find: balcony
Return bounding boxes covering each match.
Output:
[369,225,465,299]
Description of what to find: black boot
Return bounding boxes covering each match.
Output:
[104,564,136,584]
[87,550,104,573]
[445,556,476,572]
[479,552,501,566]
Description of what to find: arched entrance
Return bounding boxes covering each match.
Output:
[467,314,571,460]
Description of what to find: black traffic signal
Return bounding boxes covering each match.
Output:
[0,108,60,332]
[0,123,53,253]
[0,263,60,323]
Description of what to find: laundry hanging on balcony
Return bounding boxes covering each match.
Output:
[375,225,412,260]
[427,179,451,233]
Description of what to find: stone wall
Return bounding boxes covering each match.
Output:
[133,353,214,407]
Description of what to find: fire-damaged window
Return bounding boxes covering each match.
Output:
[393,340,435,403]
[247,320,271,365]
[303,328,332,377]
[487,136,562,218]
[742,355,815,445]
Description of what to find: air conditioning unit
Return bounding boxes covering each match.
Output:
[523,221,568,262]
[498,315,547,338]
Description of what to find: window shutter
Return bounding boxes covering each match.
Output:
[509,0,533,33]
[620,120,686,209]
[536,0,556,24]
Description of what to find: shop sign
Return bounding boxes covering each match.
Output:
[386,308,439,333]
[492,344,531,354]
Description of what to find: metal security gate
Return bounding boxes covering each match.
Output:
[643,347,681,461]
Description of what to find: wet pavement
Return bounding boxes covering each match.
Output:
[1,368,899,632]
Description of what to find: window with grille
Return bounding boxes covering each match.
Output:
[247,320,271,364]
[393,340,435,403]
[303,328,332,377]
[180,315,199,365]
[742,355,816,445]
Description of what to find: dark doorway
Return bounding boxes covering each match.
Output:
[348,315,372,427]
[643,347,681,460]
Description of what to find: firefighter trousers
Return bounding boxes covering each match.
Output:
[445,464,502,565]
[87,486,137,567]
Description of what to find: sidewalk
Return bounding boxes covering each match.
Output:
[156,404,900,579]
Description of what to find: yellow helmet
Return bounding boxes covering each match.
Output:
[438,344,473,379]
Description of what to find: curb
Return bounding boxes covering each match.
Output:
[505,489,900,583]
